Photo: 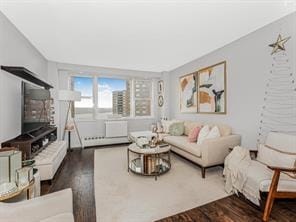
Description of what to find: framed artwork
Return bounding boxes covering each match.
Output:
[179,72,197,113]
[158,80,164,94]
[197,61,226,114]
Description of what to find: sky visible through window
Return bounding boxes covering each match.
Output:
[73,76,127,109]
[73,77,93,97]
[98,77,126,108]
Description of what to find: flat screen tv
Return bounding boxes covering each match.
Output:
[22,81,51,134]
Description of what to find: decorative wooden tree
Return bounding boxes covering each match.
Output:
[257,34,296,144]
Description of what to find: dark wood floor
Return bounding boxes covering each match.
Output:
[41,148,296,222]
[41,148,96,222]
[157,195,296,222]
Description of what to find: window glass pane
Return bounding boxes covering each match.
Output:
[135,100,151,116]
[98,77,130,118]
[73,77,93,97]
[72,76,94,119]
[134,80,152,116]
[134,80,151,98]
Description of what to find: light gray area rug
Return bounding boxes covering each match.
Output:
[94,147,228,222]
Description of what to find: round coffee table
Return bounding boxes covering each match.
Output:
[127,143,171,180]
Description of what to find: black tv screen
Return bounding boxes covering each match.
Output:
[22,82,51,134]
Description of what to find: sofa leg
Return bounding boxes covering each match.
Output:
[201,167,206,178]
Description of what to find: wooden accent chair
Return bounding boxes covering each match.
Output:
[229,132,296,221]
[263,166,296,221]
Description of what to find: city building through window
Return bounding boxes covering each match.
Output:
[71,76,152,119]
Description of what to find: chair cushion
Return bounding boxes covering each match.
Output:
[164,136,202,157]
[243,161,296,195]
[265,132,296,154]
[184,121,203,136]
[257,144,296,168]
[260,179,296,192]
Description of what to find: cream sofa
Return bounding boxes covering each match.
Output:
[163,121,241,178]
[0,188,74,222]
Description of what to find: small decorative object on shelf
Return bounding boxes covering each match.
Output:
[49,98,55,125]
[156,122,163,133]
[151,123,157,133]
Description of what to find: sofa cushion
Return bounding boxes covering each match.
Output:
[208,123,232,136]
[164,135,202,157]
[169,122,184,136]
[206,126,221,140]
[188,127,201,142]
[162,120,182,133]
[197,125,210,145]
[184,121,203,136]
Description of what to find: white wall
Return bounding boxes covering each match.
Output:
[0,11,48,144]
[47,62,163,147]
[168,12,296,148]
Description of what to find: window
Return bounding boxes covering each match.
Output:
[71,76,93,119]
[71,75,153,119]
[97,77,131,118]
[134,80,151,116]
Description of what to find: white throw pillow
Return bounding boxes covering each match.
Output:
[206,126,221,140]
[257,144,296,168]
[197,125,210,144]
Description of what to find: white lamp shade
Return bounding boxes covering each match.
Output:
[58,90,81,102]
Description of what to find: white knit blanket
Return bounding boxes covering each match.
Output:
[223,146,251,194]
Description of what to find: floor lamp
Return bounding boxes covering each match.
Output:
[58,90,84,149]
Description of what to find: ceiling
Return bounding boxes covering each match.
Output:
[1,0,295,72]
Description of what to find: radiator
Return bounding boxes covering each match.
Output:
[105,121,128,138]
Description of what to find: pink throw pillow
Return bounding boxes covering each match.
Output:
[188,127,201,142]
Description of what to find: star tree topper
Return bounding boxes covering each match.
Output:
[269,34,291,55]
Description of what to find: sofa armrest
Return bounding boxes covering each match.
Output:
[201,134,241,166]
[0,188,73,222]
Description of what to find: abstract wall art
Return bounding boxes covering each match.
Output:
[179,72,197,113]
[197,61,226,114]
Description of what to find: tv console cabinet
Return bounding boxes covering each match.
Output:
[2,126,57,160]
